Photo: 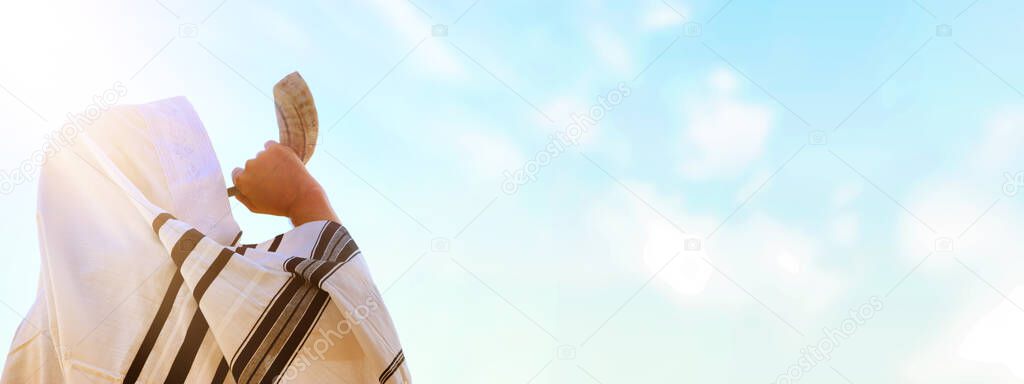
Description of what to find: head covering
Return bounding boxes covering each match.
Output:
[3,97,408,383]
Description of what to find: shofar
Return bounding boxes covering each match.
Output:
[273,71,318,163]
[227,71,319,197]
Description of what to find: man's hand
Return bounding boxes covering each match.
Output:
[231,141,338,226]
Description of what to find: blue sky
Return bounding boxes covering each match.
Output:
[2,0,1024,382]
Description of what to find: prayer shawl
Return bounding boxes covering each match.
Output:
[2,97,410,383]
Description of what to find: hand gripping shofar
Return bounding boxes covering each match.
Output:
[228,71,319,197]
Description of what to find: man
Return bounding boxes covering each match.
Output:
[2,97,409,383]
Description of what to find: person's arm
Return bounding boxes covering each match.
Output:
[231,140,338,226]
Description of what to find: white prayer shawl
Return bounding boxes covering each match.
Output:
[2,97,409,383]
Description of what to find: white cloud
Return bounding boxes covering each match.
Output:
[641,2,687,30]
[588,181,841,315]
[537,81,630,157]
[776,250,802,275]
[830,212,860,246]
[960,286,1024,379]
[584,181,720,297]
[715,214,840,314]
[368,0,464,78]
[904,327,992,382]
[456,131,525,180]
[732,169,769,202]
[542,93,589,127]
[902,291,1024,383]
[642,216,714,296]
[588,28,635,77]
[680,68,775,179]
[832,183,863,208]
[897,105,1024,271]
[899,106,1024,382]
[971,106,1024,173]
[709,67,739,92]
[897,105,1024,262]
[829,184,862,245]
[898,181,1022,272]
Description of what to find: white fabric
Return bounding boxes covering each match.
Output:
[2,97,409,383]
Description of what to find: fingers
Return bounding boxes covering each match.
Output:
[231,141,301,216]
[234,146,273,196]
[264,140,301,159]
[233,191,258,213]
[231,167,249,204]
[232,164,256,198]
[231,162,260,213]
[244,158,257,173]
[257,141,293,162]
[231,167,243,186]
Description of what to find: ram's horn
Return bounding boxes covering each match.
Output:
[273,71,318,163]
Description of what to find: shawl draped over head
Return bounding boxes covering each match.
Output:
[2,97,409,383]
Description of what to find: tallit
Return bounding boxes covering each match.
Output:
[1,97,409,383]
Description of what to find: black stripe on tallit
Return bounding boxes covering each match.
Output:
[230,278,305,380]
[259,223,346,381]
[193,248,234,302]
[268,234,284,252]
[272,302,331,384]
[316,263,347,289]
[164,309,210,383]
[125,220,201,382]
[189,245,241,383]
[246,288,327,383]
[129,214,230,383]
[283,257,303,271]
[211,359,230,384]
[264,294,330,383]
[231,224,330,375]
[279,227,360,288]
[282,259,344,289]
[229,273,291,364]
[153,213,176,234]
[171,229,204,267]
[230,231,243,247]
[378,350,405,383]
[230,222,342,383]
[336,237,358,263]
[312,235,360,288]
[123,272,184,383]
[315,238,358,283]
[313,222,341,261]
